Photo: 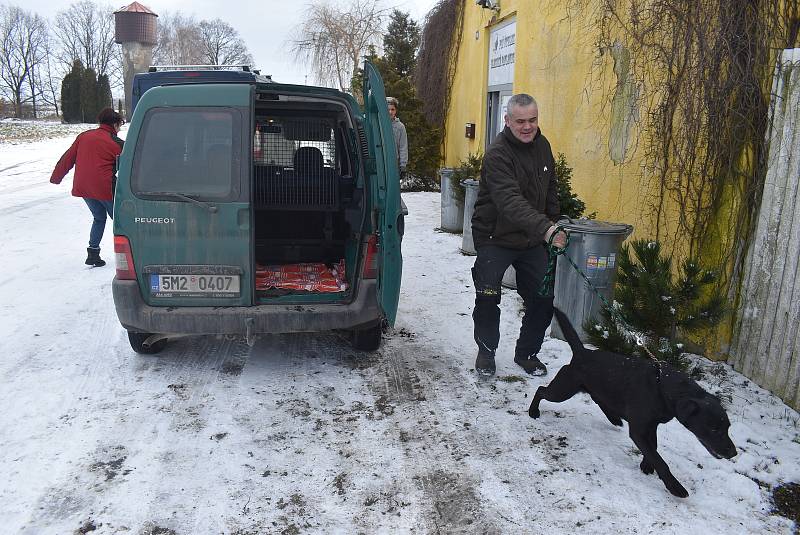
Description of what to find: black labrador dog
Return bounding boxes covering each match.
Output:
[529,307,737,497]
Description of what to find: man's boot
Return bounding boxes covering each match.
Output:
[85,247,106,267]
[475,349,496,376]
[514,353,547,376]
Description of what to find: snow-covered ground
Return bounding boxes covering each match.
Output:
[0,118,92,144]
[1,126,798,534]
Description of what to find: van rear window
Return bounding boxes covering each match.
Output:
[132,108,242,199]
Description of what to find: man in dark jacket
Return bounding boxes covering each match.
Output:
[471,93,567,377]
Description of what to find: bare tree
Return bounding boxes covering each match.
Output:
[290,0,388,92]
[52,1,118,78]
[33,34,64,117]
[0,5,47,118]
[152,11,204,65]
[198,18,254,66]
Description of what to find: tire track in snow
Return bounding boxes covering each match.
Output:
[0,181,49,195]
[0,193,68,216]
[24,282,127,528]
[0,160,36,173]
[192,332,378,534]
[362,331,503,533]
[26,333,254,532]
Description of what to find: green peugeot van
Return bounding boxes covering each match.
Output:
[112,62,403,353]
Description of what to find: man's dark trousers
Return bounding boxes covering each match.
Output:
[472,244,554,358]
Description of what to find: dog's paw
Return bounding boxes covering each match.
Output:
[528,406,541,419]
[666,480,689,498]
[640,459,654,475]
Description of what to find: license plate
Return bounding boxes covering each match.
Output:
[150,274,240,297]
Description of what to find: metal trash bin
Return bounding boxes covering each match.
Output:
[551,219,634,341]
[439,168,464,233]
[460,179,480,254]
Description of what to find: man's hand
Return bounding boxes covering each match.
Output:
[544,225,568,249]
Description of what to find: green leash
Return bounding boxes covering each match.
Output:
[539,225,661,363]
[538,225,569,297]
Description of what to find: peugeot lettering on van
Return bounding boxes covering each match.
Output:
[134,217,176,224]
[112,62,404,355]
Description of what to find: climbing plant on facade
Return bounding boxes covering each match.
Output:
[416,0,463,133]
[572,0,800,290]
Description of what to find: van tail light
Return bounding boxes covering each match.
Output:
[362,234,379,279]
[114,235,136,280]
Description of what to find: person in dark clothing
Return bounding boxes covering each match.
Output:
[471,93,567,377]
[50,108,124,267]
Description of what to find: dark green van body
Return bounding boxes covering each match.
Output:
[112,63,403,351]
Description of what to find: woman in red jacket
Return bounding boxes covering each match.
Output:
[51,108,124,267]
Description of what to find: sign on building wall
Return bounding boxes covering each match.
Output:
[488,21,516,87]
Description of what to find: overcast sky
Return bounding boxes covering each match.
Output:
[15,0,440,85]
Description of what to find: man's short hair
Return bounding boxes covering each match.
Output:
[507,94,538,116]
[97,107,123,126]
[386,96,399,108]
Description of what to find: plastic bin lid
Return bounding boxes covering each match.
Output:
[558,218,633,236]
[461,178,480,186]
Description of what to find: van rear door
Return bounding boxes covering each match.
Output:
[362,61,402,325]
[120,83,253,306]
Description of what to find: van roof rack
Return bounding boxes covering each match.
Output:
[148,65,256,73]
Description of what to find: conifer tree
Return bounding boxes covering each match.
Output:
[384,10,420,77]
[585,239,726,371]
[373,10,442,190]
[60,71,75,123]
[96,74,113,113]
[60,59,84,123]
[80,67,98,123]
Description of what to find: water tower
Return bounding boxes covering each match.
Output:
[114,2,158,120]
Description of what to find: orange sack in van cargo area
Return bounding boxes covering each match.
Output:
[255,261,348,292]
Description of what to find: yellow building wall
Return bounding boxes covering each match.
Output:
[443,0,743,356]
[444,0,659,243]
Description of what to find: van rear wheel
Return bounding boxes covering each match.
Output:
[350,324,382,351]
[127,331,167,354]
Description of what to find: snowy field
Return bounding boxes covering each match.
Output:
[0,124,798,534]
[0,118,92,144]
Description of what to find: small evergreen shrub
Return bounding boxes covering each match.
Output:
[584,239,726,371]
[555,152,594,219]
[450,151,483,202]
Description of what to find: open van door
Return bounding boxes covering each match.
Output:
[362,61,403,325]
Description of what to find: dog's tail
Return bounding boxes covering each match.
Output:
[553,307,585,355]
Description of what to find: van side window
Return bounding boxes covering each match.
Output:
[132,108,242,199]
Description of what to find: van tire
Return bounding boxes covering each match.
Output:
[351,324,382,351]
[127,331,167,354]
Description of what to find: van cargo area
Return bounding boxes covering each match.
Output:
[112,62,401,353]
[252,95,364,301]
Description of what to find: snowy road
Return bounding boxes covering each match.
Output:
[1,131,798,534]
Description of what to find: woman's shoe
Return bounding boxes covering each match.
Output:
[85,247,106,267]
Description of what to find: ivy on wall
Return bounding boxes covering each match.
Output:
[573,0,800,290]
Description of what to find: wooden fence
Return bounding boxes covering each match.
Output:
[731,48,800,410]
